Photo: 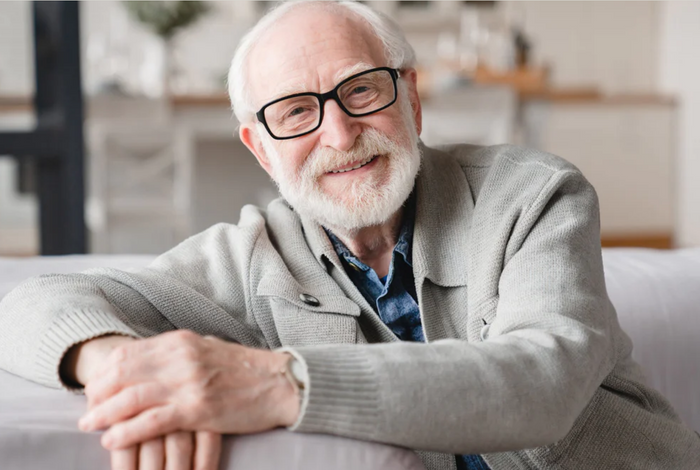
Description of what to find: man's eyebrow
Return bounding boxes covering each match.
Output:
[334,62,375,83]
[264,62,377,104]
[271,82,311,101]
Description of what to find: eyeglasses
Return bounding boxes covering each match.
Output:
[256,67,401,140]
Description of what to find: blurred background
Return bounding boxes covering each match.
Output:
[0,0,698,256]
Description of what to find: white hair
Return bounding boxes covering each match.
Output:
[227,0,416,124]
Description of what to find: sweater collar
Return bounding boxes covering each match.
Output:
[412,143,473,287]
[301,142,474,287]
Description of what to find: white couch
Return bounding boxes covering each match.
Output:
[1,248,699,469]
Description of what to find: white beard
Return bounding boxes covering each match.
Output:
[259,89,422,234]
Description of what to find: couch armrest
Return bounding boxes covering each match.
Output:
[0,369,424,470]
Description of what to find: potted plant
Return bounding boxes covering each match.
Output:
[123,1,210,95]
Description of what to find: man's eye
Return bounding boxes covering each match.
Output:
[351,86,370,95]
[287,107,307,117]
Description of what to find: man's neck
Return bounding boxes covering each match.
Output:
[329,208,404,279]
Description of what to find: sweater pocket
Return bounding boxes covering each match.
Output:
[267,297,359,346]
[257,273,360,347]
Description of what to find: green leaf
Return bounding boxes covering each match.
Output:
[122,1,210,39]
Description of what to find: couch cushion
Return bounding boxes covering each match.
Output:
[602,248,700,431]
[0,368,425,470]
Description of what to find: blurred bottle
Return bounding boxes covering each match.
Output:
[481,10,515,73]
[458,8,480,76]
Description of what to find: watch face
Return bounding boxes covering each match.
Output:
[289,357,308,389]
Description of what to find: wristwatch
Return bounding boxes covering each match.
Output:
[283,354,308,393]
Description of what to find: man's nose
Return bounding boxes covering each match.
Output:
[317,99,361,152]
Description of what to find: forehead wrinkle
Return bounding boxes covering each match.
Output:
[272,81,312,101]
[334,62,376,83]
[268,61,377,104]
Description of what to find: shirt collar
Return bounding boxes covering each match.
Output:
[325,229,365,269]
[324,191,416,271]
[393,191,415,267]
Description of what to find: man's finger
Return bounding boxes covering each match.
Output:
[165,431,194,470]
[102,405,180,450]
[139,437,165,470]
[85,350,153,409]
[111,445,138,470]
[80,382,165,432]
[85,372,126,411]
[194,431,222,470]
[86,332,197,409]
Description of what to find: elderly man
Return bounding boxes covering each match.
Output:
[1,1,699,470]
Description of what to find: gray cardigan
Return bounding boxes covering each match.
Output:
[1,144,698,469]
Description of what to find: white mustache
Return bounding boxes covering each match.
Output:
[300,128,400,181]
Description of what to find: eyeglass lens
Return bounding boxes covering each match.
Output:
[263,69,396,139]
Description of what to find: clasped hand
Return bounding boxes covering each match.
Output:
[76,330,300,468]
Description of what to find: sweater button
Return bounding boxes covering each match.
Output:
[299,293,320,307]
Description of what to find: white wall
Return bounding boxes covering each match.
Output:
[658,2,700,247]
[504,1,659,94]
[535,102,675,237]
[0,1,33,95]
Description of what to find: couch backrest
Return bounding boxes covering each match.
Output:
[603,248,700,431]
[0,255,155,300]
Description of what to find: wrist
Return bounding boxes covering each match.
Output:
[271,352,302,427]
[61,334,135,386]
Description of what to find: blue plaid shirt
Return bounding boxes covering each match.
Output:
[325,196,490,470]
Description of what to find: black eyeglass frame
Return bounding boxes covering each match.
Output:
[255,67,401,140]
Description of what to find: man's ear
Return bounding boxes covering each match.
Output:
[401,68,422,136]
[240,124,274,176]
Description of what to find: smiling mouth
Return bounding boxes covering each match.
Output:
[328,155,379,174]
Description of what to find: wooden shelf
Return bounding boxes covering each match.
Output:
[601,233,674,250]
[521,89,676,106]
[473,65,549,93]
[520,87,601,102]
[0,95,32,113]
[169,93,230,108]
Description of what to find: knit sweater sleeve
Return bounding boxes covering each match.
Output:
[0,209,268,390]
